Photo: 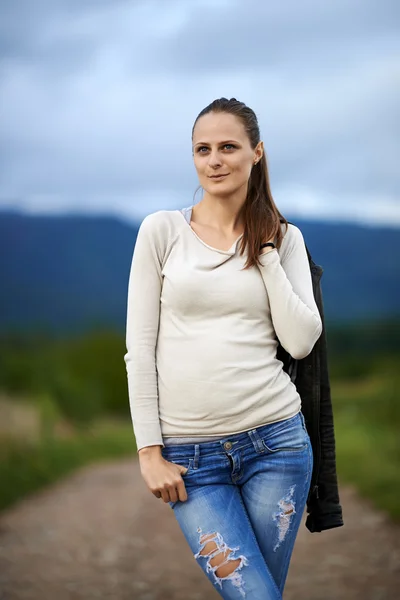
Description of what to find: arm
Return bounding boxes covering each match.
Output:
[124,214,192,503]
[257,224,322,360]
[124,213,165,453]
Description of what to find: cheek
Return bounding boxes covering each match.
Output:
[194,158,207,176]
[231,159,251,179]
[229,154,249,170]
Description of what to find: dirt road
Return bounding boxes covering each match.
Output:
[0,458,399,599]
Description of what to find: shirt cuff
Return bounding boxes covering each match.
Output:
[258,248,280,267]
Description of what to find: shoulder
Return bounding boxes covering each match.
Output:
[138,209,182,242]
[140,209,177,230]
[280,221,305,242]
[278,222,307,262]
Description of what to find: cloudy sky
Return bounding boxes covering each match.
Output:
[1,0,399,227]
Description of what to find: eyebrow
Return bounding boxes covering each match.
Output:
[193,140,240,147]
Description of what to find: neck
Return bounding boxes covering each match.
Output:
[195,192,246,233]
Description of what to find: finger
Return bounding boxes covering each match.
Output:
[153,490,161,499]
[176,478,188,502]
[161,488,170,503]
[168,483,179,504]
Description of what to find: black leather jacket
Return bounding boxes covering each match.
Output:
[276,221,344,533]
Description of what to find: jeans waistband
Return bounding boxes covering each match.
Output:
[161,410,303,461]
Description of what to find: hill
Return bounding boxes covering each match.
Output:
[0,210,398,333]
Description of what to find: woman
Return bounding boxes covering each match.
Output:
[124,97,323,599]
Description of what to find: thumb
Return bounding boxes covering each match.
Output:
[178,464,188,475]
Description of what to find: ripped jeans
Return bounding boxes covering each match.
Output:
[161,411,313,600]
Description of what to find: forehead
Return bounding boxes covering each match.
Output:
[193,112,247,143]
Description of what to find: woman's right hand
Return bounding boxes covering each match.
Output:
[138,446,189,503]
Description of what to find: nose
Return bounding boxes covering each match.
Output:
[208,150,222,168]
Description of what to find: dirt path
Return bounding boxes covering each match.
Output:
[0,458,398,600]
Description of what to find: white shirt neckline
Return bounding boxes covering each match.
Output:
[177,206,244,256]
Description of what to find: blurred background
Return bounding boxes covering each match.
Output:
[0,0,399,597]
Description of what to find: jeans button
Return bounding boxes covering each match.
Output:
[224,441,232,450]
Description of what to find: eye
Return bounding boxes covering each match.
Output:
[196,144,236,153]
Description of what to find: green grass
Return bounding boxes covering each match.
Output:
[0,420,136,512]
[332,363,400,520]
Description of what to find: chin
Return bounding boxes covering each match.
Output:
[204,181,236,193]
[207,187,233,198]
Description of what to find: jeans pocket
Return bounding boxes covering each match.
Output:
[262,414,309,453]
[163,455,194,476]
[262,439,308,453]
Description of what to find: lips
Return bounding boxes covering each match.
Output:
[209,174,229,179]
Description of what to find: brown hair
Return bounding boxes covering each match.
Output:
[191,97,288,270]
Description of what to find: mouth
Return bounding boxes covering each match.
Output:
[209,174,229,179]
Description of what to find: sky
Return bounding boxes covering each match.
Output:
[0,0,399,227]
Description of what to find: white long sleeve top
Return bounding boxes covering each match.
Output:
[124,206,323,451]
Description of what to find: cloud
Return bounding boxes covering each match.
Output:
[0,0,399,226]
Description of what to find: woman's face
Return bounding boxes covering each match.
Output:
[192,111,263,197]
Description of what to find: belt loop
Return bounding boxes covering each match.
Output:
[248,429,265,453]
[193,444,200,469]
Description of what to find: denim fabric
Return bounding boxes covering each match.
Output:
[161,411,313,599]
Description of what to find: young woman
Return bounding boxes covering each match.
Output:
[124,97,323,599]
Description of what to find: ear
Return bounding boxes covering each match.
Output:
[255,140,264,162]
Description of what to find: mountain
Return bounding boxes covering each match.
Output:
[0,210,399,334]
[0,211,139,335]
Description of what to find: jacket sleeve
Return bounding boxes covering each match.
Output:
[257,224,323,360]
[123,213,166,452]
[305,283,344,533]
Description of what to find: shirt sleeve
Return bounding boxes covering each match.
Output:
[123,213,166,452]
[257,224,323,360]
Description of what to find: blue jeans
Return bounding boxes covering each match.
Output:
[161,411,313,599]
